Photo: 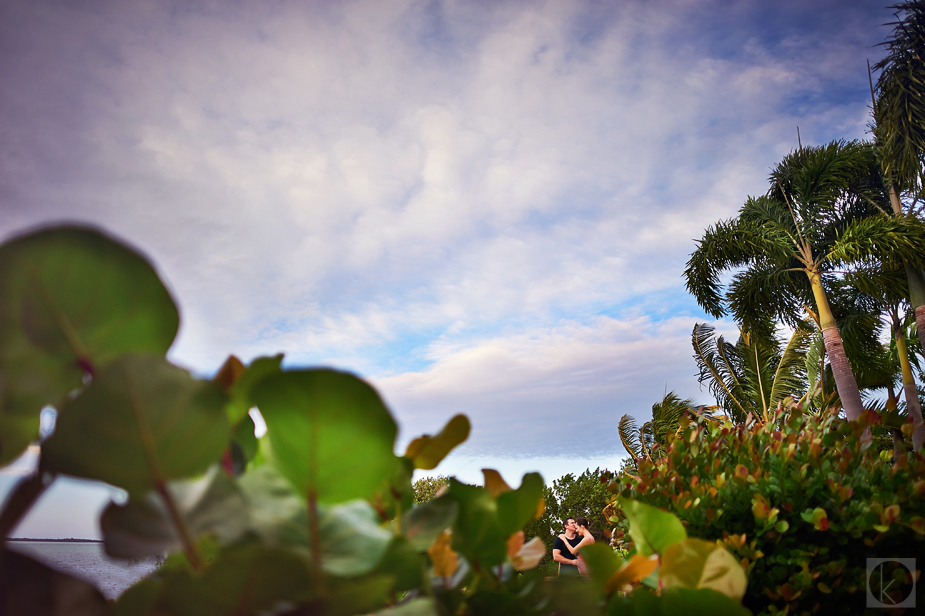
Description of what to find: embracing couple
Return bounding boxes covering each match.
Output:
[552,516,595,576]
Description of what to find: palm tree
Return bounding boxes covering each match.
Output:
[691,322,811,424]
[618,391,696,473]
[871,0,925,353]
[848,265,925,450]
[685,141,925,422]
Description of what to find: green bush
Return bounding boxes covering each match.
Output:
[412,475,450,504]
[0,226,750,615]
[606,401,925,614]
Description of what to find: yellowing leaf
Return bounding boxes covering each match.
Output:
[660,538,747,601]
[506,530,524,558]
[511,537,545,571]
[427,531,458,577]
[482,469,513,497]
[535,496,546,520]
[603,554,658,595]
[404,415,471,470]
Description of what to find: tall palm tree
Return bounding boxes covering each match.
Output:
[685,141,925,422]
[692,322,811,424]
[872,0,925,353]
[848,265,925,450]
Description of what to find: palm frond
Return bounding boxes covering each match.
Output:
[767,322,812,410]
[617,414,644,464]
[692,323,750,423]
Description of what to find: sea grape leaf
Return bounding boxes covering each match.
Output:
[251,369,397,504]
[375,537,425,592]
[659,587,751,615]
[446,479,507,567]
[605,554,659,596]
[659,538,747,600]
[481,468,512,497]
[231,412,258,465]
[315,500,394,577]
[317,574,397,616]
[370,455,415,521]
[100,466,248,559]
[112,579,160,616]
[0,547,109,615]
[0,413,40,467]
[0,226,178,463]
[496,472,544,536]
[41,354,229,496]
[130,546,315,616]
[212,355,246,390]
[238,464,306,543]
[404,414,470,470]
[372,598,439,616]
[239,465,393,577]
[401,494,458,551]
[579,542,624,596]
[618,497,687,557]
[223,354,283,425]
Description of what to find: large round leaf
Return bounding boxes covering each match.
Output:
[0,226,178,463]
[251,369,398,504]
[42,354,228,496]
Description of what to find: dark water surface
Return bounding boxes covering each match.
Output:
[8,541,158,600]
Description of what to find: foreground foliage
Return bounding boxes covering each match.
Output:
[0,226,750,615]
[606,401,925,614]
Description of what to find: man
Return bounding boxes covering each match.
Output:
[552,517,582,576]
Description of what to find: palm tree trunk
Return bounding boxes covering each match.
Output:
[887,186,925,355]
[886,384,906,456]
[893,312,925,452]
[807,270,865,421]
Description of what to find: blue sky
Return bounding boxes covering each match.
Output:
[0,0,893,537]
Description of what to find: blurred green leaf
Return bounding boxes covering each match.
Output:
[316,500,393,577]
[579,542,624,597]
[618,498,687,557]
[447,479,507,567]
[404,414,470,470]
[659,538,747,600]
[0,227,178,464]
[372,598,439,616]
[224,354,282,425]
[41,354,229,496]
[401,494,458,551]
[660,587,752,615]
[101,466,248,559]
[375,537,425,592]
[130,546,314,616]
[239,465,392,577]
[252,369,397,504]
[370,455,414,521]
[0,547,109,615]
[497,472,543,536]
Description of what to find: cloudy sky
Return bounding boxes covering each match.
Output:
[1,0,893,537]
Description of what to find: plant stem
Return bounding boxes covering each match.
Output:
[155,481,203,570]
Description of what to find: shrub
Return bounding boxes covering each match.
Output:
[412,475,449,504]
[606,400,925,614]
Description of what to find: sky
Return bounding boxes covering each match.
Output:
[0,0,895,537]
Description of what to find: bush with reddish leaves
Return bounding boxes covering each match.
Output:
[605,401,925,614]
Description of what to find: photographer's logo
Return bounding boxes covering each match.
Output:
[867,558,916,608]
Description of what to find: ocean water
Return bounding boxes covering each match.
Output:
[7,541,159,600]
